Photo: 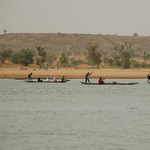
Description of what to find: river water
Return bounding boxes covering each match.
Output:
[0,79,150,150]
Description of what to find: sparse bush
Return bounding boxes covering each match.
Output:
[36,57,41,65]
[123,60,131,69]
[107,58,114,66]
[76,59,84,64]
[115,60,122,67]
[71,59,79,67]
[103,56,108,65]
[133,33,139,36]
[11,49,34,66]
[140,63,147,68]
[134,62,140,68]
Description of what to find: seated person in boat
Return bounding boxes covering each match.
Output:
[28,72,32,81]
[61,76,65,81]
[147,73,150,82]
[85,72,91,83]
[53,76,57,82]
[98,77,104,84]
[46,76,50,81]
[38,77,43,82]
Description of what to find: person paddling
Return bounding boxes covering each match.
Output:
[85,72,92,83]
[28,72,32,81]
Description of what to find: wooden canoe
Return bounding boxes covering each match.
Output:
[81,81,139,85]
[25,80,70,83]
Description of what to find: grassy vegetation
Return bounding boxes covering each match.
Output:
[0,33,150,68]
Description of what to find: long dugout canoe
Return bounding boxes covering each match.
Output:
[25,80,70,83]
[81,81,139,85]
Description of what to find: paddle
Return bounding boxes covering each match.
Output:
[145,80,149,84]
[90,69,95,75]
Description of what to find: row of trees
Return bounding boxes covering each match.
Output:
[85,42,150,69]
[0,42,150,69]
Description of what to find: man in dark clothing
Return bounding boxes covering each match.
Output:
[38,77,43,82]
[85,72,91,83]
[28,72,32,81]
[147,73,150,82]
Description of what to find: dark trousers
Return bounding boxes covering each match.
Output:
[85,77,90,83]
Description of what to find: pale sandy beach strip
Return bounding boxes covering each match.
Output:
[0,68,149,79]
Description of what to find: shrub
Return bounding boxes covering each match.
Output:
[71,59,79,67]
[123,60,131,69]
[11,49,34,66]
[36,57,41,65]
[140,63,147,68]
[133,62,140,68]
[115,60,122,67]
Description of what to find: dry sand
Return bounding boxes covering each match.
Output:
[0,66,149,79]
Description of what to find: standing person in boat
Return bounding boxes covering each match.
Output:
[61,76,65,81]
[28,72,32,81]
[85,72,92,83]
[147,73,150,82]
[53,76,57,82]
[98,77,104,84]
[38,76,43,82]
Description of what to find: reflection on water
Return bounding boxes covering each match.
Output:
[0,79,150,150]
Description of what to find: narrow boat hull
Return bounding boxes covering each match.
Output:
[25,80,70,83]
[81,82,139,85]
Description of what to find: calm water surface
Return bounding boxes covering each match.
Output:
[0,79,150,150]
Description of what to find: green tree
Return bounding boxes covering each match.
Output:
[112,42,132,68]
[4,29,7,34]
[107,58,114,66]
[6,49,13,62]
[70,58,79,67]
[112,53,121,62]
[0,50,9,66]
[59,52,69,67]
[36,46,47,67]
[128,48,135,57]
[11,49,34,66]
[103,56,108,65]
[47,53,57,66]
[133,32,138,36]
[142,51,149,63]
[85,42,102,69]
[36,57,41,65]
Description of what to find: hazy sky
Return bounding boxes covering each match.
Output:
[1,0,150,36]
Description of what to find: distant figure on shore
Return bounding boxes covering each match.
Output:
[61,76,65,81]
[147,73,150,82]
[38,77,43,82]
[46,64,48,71]
[53,76,57,82]
[39,65,41,71]
[98,77,104,84]
[28,72,32,81]
[46,76,50,81]
[85,72,91,83]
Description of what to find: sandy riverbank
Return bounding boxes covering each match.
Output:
[0,67,149,79]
